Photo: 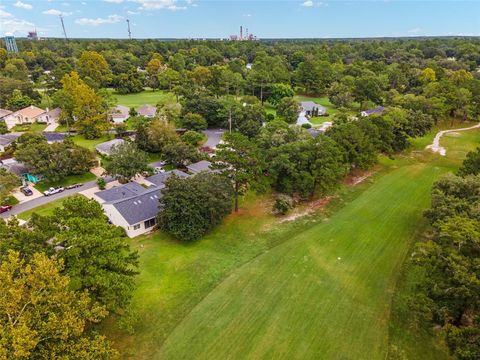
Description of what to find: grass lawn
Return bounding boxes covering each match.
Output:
[34,172,96,192]
[110,90,176,109]
[102,124,480,359]
[17,197,67,221]
[71,134,113,151]
[11,122,48,133]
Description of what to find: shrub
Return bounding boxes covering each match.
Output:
[97,177,106,190]
[273,194,295,215]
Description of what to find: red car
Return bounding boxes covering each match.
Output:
[0,205,12,214]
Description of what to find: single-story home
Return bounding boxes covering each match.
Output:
[35,108,61,124]
[95,138,126,156]
[187,160,212,174]
[361,107,385,117]
[137,105,157,118]
[300,101,326,117]
[144,170,189,187]
[110,105,130,124]
[3,105,46,129]
[102,186,162,238]
[0,134,20,152]
[0,158,41,183]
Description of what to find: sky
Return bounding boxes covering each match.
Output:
[0,0,479,39]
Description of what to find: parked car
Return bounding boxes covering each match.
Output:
[66,183,82,190]
[0,205,12,213]
[43,187,64,196]
[154,166,165,174]
[20,186,33,196]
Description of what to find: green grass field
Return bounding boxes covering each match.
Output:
[71,134,113,151]
[102,124,480,359]
[11,122,47,132]
[111,90,176,109]
[17,197,68,220]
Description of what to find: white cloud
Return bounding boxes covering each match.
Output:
[75,14,123,26]
[0,7,14,19]
[43,9,72,16]
[301,0,313,7]
[130,0,186,11]
[14,1,33,10]
[104,0,124,3]
[0,5,35,34]
[127,10,139,15]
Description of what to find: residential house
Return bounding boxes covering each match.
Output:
[0,134,20,152]
[144,170,189,187]
[95,138,126,156]
[93,170,191,237]
[137,105,157,118]
[300,101,326,117]
[0,109,12,120]
[110,105,130,123]
[3,105,46,129]
[35,108,61,125]
[187,160,213,174]
[102,186,162,238]
[361,107,385,117]
[0,158,40,183]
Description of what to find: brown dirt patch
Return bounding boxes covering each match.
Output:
[344,170,374,186]
[279,196,335,223]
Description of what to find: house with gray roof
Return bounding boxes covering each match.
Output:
[0,134,20,152]
[95,138,126,156]
[300,101,326,117]
[187,160,212,174]
[102,186,162,238]
[361,107,385,117]
[94,181,147,203]
[110,105,130,123]
[145,170,189,187]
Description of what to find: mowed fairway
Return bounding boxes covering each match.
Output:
[158,163,446,360]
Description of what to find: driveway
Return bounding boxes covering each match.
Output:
[202,129,225,149]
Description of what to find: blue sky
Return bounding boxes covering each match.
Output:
[0,0,479,39]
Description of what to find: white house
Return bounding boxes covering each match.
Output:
[137,105,157,118]
[35,108,61,125]
[3,105,46,129]
[95,138,126,156]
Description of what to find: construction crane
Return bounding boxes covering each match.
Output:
[59,14,68,40]
[126,19,132,40]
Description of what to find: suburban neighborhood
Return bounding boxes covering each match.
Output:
[1,2,480,359]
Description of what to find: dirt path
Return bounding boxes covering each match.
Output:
[426,123,480,156]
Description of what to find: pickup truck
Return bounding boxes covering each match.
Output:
[43,187,64,196]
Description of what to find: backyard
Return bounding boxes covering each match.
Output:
[110,89,176,109]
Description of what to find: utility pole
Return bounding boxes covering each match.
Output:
[59,15,68,40]
[126,19,132,40]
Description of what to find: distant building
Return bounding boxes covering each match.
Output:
[27,31,38,40]
[3,105,46,129]
[300,101,326,117]
[95,138,126,156]
[4,35,18,53]
[137,105,157,118]
[360,107,385,117]
[109,105,130,123]
[186,160,213,174]
[0,134,20,152]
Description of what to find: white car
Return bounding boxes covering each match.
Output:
[154,166,165,174]
[43,187,64,196]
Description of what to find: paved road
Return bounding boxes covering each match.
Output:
[202,128,225,149]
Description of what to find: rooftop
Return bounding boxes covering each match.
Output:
[13,105,46,119]
[0,133,20,146]
[137,105,157,117]
[187,160,212,174]
[145,170,189,187]
[106,186,162,225]
[300,101,326,113]
[95,181,147,202]
[95,138,126,155]
[0,109,12,119]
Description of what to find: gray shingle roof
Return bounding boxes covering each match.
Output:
[300,101,326,114]
[137,105,157,117]
[95,138,125,156]
[107,186,162,225]
[145,170,189,187]
[95,181,147,202]
[0,134,20,146]
[187,160,212,174]
[43,132,65,143]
